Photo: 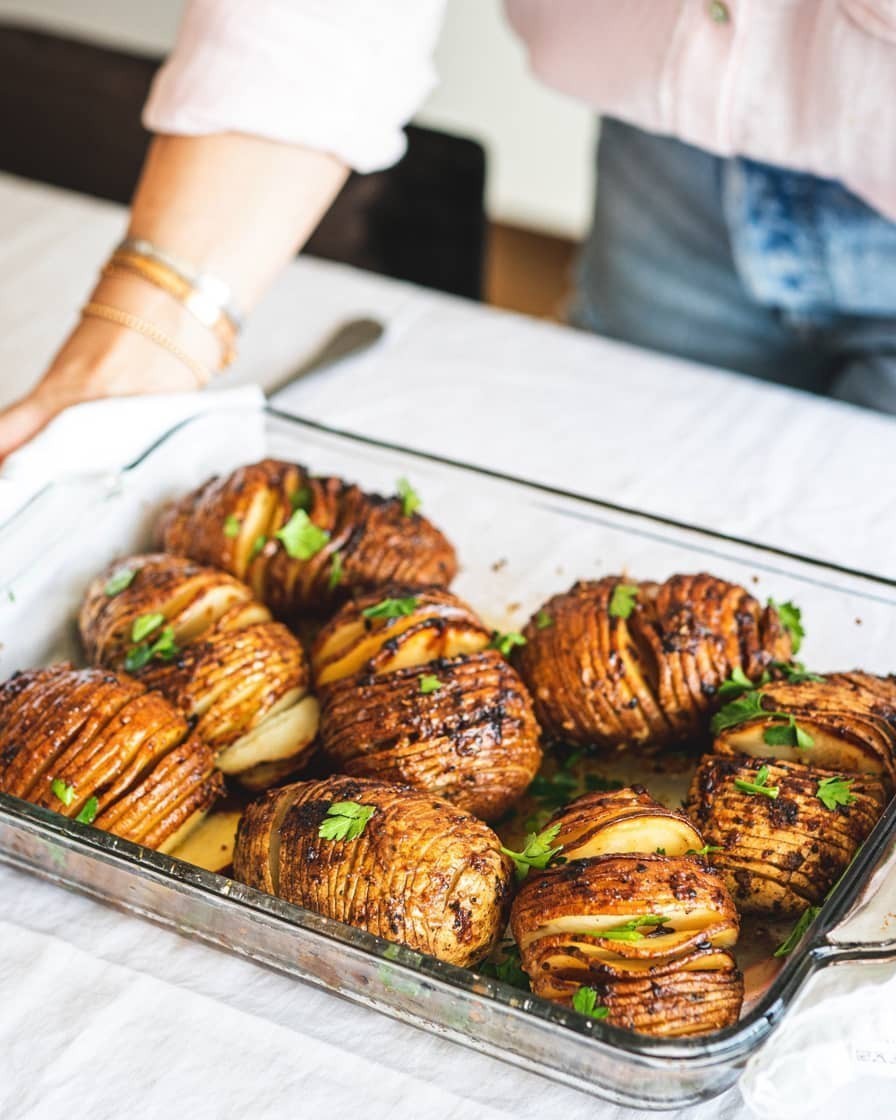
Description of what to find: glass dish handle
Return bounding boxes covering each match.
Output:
[822,826,896,958]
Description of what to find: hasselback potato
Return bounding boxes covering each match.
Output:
[712,672,896,788]
[546,786,704,860]
[312,586,542,820]
[516,574,791,751]
[0,665,222,851]
[687,753,886,916]
[156,459,457,616]
[510,854,742,1035]
[311,584,491,686]
[234,776,513,967]
[79,554,319,789]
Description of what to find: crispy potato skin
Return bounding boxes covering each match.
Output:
[79,554,317,782]
[515,575,791,751]
[547,786,704,859]
[156,459,457,616]
[234,776,514,967]
[713,673,896,788]
[319,649,542,821]
[687,753,886,916]
[510,853,742,1036]
[0,665,222,850]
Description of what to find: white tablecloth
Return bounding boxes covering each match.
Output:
[1,172,895,1120]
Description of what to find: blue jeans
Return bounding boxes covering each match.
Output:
[574,118,896,413]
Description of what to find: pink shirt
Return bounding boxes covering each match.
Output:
[144,0,896,220]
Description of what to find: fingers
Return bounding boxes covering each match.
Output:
[0,394,55,465]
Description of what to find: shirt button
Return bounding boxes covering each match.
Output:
[709,1,730,22]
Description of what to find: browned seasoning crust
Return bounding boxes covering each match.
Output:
[546,786,704,860]
[0,665,222,851]
[713,672,896,788]
[319,649,542,822]
[515,574,791,751]
[79,553,319,786]
[687,753,886,917]
[510,853,742,1036]
[155,459,458,616]
[234,775,514,967]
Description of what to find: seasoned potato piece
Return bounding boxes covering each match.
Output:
[510,854,742,1036]
[547,786,703,860]
[311,585,490,687]
[0,666,222,851]
[687,754,886,917]
[712,673,896,788]
[234,776,514,967]
[80,554,318,787]
[516,575,790,751]
[319,649,541,821]
[156,459,457,616]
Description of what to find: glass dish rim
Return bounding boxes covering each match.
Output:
[2,402,895,1069]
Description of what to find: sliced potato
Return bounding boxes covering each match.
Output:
[171,810,242,872]
[547,786,703,860]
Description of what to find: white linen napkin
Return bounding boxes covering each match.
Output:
[0,387,265,528]
[0,920,512,1120]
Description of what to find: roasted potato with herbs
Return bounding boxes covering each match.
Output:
[311,584,491,687]
[312,586,542,820]
[510,854,742,1035]
[546,786,704,860]
[79,554,319,789]
[156,459,457,616]
[516,574,792,751]
[687,753,886,916]
[0,665,222,851]
[234,776,514,967]
[712,672,896,788]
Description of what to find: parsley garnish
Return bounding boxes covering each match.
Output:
[686,844,722,857]
[490,631,527,657]
[124,614,178,672]
[572,986,610,1018]
[361,596,419,620]
[717,666,760,701]
[535,609,553,630]
[275,510,330,560]
[76,796,99,825]
[318,801,375,842]
[770,599,805,655]
[592,914,672,942]
[654,847,666,855]
[733,765,779,799]
[481,944,530,991]
[291,485,313,511]
[51,778,75,807]
[223,514,241,538]
[763,717,814,750]
[419,674,442,695]
[711,690,768,733]
[774,905,820,958]
[328,550,344,590]
[608,583,639,620]
[501,823,563,880]
[250,534,267,560]
[817,776,856,811]
[711,690,812,748]
[396,477,421,517]
[104,567,136,597]
[131,612,165,643]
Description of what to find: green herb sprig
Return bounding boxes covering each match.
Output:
[572,986,610,1019]
[816,776,856,812]
[318,801,375,842]
[275,510,330,560]
[733,765,779,799]
[609,583,639,620]
[501,824,563,880]
[396,477,421,517]
[362,596,419,620]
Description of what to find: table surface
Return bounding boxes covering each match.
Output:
[1,172,895,1120]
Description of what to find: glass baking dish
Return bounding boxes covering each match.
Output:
[1,405,896,1110]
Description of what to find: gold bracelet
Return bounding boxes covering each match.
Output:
[81,302,211,387]
[103,252,238,368]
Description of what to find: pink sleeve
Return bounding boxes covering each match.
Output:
[143,0,446,172]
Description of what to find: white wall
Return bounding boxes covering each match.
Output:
[0,0,595,237]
